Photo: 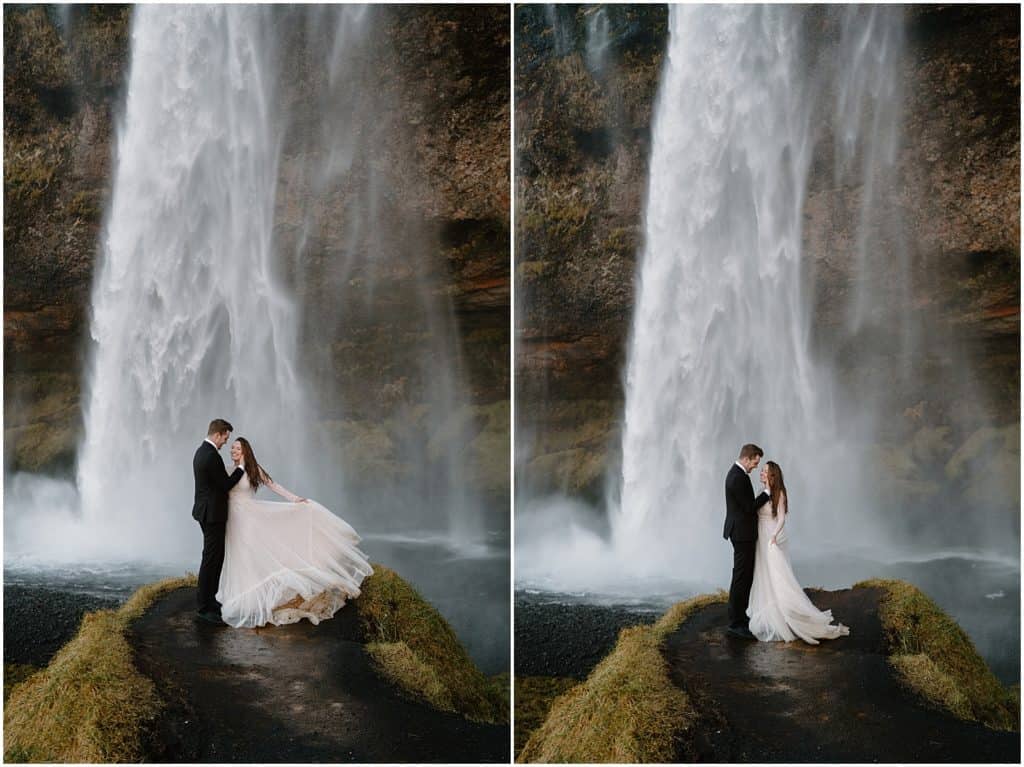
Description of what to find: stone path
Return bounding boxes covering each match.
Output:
[661,586,1019,763]
[129,587,507,763]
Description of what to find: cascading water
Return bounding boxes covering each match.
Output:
[584,7,611,75]
[612,5,882,580]
[7,6,314,564]
[835,6,906,335]
[281,6,486,549]
[4,3,507,676]
[8,4,487,563]
[517,5,905,592]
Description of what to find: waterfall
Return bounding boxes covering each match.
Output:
[8,4,487,564]
[544,4,573,58]
[516,6,911,592]
[834,6,907,339]
[585,7,611,75]
[284,6,485,547]
[72,5,312,563]
[609,5,915,580]
[613,5,821,574]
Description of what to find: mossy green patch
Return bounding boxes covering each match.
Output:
[855,578,1018,731]
[3,575,197,763]
[67,189,103,221]
[354,565,508,724]
[517,591,727,763]
[5,140,63,206]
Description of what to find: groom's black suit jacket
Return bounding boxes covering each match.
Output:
[723,463,770,542]
[192,441,244,524]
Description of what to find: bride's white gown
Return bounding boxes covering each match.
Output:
[746,500,849,644]
[216,470,373,629]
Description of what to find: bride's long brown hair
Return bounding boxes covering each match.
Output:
[235,437,272,492]
[765,461,788,518]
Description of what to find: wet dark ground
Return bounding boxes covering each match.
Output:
[4,586,119,666]
[514,597,653,678]
[129,586,508,763]
[662,587,1020,763]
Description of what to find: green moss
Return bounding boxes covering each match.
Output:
[67,189,103,221]
[521,193,590,241]
[5,417,79,473]
[354,565,508,724]
[5,145,61,205]
[855,578,1018,731]
[3,575,197,763]
[518,591,727,763]
[602,226,634,258]
[514,676,578,758]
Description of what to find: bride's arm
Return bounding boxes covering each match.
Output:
[769,495,787,545]
[261,470,308,503]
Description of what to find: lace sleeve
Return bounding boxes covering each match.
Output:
[771,496,787,540]
[262,471,302,502]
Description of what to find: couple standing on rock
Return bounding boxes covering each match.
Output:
[192,418,373,628]
[724,443,850,643]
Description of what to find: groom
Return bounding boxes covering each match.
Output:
[192,418,245,625]
[723,443,770,639]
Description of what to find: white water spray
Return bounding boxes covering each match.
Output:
[69,6,312,563]
[7,5,493,566]
[518,5,910,592]
[611,5,878,581]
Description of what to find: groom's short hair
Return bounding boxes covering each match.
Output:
[208,418,234,436]
[738,443,763,459]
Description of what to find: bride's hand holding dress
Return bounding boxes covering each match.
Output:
[216,446,372,629]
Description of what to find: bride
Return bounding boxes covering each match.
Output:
[216,437,373,629]
[746,461,849,644]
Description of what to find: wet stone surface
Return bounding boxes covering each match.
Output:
[514,596,656,679]
[129,586,507,763]
[662,587,1020,763]
[4,586,120,666]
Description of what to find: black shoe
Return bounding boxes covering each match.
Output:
[196,611,227,626]
[726,625,756,640]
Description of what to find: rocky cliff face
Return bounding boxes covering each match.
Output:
[515,4,1020,511]
[4,5,510,501]
[4,5,130,473]
[515,4,666,501]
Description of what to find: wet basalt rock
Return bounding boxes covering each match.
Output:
[514,595,654,679]
[3,585,120,667]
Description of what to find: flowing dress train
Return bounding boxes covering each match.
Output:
[747,500,849,644]
[217,470,372,628]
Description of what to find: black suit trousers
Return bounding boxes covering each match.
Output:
[728,539,756,629]
[197,518,227,613]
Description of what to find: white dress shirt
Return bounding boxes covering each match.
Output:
[205,437,243,470]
